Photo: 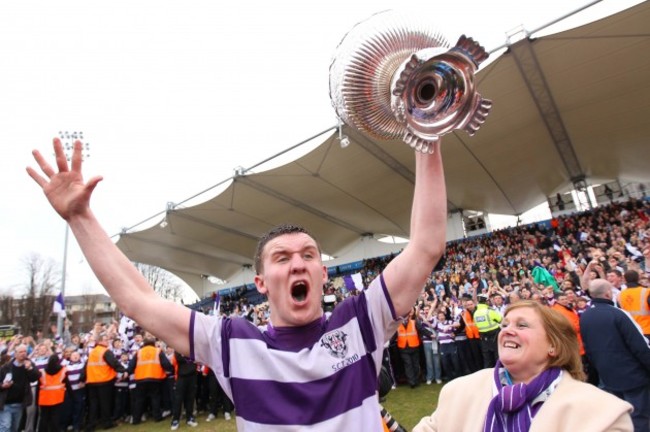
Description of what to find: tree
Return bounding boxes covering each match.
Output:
[17,253,60,335]
[0,289,15,324]
[134,262,185,302]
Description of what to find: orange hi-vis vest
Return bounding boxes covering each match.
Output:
[134,346,166,381]
[464,309,480,339]
[397,319,420,349]
[86,345,117,384]
[39,368,66,406]
[620,287,650,335]
[551,304,585,355]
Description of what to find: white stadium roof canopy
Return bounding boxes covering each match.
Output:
[116,1,650,295]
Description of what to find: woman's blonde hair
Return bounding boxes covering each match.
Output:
[504,300,586,381]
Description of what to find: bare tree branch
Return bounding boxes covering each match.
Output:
[15,253,61,334]
[133,263,184,302]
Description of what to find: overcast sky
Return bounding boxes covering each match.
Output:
[0,0,641,300]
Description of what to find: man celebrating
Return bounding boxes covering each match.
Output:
[27,137,447,430]
[0,345,40,431]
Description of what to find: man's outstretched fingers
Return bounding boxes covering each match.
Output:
[31,149,56,179]
[53,138,70,173]
[26,165,48,188]
[71,140,84,173]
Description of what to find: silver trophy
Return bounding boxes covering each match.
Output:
[330,11,492,153]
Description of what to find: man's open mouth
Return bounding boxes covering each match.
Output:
[291,281,308,302]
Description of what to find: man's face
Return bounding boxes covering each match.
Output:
[14,346,27,362]
[254,232,327,327]
[557,295,570,307]
[492,296,503,306]
[564,290,576,303]
[606,272,622,287]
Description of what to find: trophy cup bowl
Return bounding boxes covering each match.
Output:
[329,11,492,153]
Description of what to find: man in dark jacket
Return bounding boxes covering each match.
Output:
[580,279,650,432]
[170,350,198,430]
[0,344,41,431]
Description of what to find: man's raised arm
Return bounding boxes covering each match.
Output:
[383,142,447,317]
[27,138,191,355]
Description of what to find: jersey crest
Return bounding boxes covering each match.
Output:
[320,329,348,359]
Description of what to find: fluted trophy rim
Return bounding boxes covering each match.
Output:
[329,10,450,141]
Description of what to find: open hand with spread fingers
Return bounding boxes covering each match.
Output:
[26,138,103,221]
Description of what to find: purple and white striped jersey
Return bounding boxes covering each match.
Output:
[191,274,399,431]
[64,360,85,391]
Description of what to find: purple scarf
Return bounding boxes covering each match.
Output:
[483,360,561,432]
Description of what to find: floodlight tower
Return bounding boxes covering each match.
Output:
[57,131,90,337]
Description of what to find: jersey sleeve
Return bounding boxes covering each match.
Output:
[363,273,401,349]
[190,310,226,377]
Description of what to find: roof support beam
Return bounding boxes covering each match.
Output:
[122,234,247,267]
[509,37,584,182]
[170,212,260,242]
[353,131,461,213]
[234,177,368,235]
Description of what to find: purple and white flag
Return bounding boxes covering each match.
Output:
[53,292,66,318]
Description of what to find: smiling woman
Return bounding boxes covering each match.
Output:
[414,300,634,432]
[498,301,584,384]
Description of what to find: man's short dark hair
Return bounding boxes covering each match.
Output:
[254,224,320,274]
[624,269,640,286]
[607,269,623,277]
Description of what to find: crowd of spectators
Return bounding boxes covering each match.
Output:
[203,197,650,391]
[0,319,234,431]
[373,198,650,387]
[1,197,648,430]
